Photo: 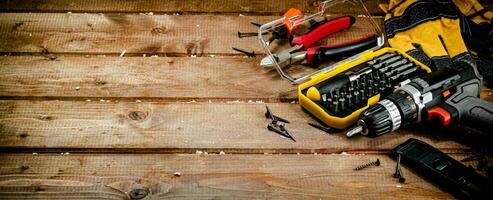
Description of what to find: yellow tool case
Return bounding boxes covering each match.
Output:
[298,48,431,129]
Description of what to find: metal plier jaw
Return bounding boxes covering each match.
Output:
[260,45,306,68]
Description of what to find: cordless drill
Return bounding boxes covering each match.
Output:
[346,60,493,138]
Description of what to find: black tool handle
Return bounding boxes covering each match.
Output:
[440,78,493,131]
[456,96,493,130]
[391,138,493,199]
[306,34,378,66]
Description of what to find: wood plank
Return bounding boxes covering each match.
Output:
[0,100,469,153]
[0,13,382,55]
[481,87,493,102]
[0,55,490,103]
[0,56,298,101]
[0,0,383,15]
[0,154,458,199]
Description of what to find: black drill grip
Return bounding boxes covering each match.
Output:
[441,78,493,132]
[459,97,493,130]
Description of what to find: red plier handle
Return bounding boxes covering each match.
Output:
[291,16,356,50]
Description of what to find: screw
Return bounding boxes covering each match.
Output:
[265,105,278,124]
[279,123,296,142]
[238,31,256,38]
[251,22,262,27]
[265,112,290,123]
[237,31,267,38]
[232,47,255,57]
[354,159,381,171]
[129,188,149,200]
[393,154,406,183]
[267,123,288,138]
[393,154,402,178]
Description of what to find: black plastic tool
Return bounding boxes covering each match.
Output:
[391,138,493,199]
[308,122,331,134]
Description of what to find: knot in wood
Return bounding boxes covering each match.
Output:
[38,115,53,121]
[128,111,147,121]
[94,80,107,85]
[151,27,167,35]
[129,188,149,200]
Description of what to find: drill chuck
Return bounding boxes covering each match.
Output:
[357,99,401,137]
[348,86,420,138]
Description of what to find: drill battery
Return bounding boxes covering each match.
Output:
[298,48,432,129]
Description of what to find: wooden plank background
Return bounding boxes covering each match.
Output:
[0,0,382,15]
[0,154,459,199]
[0,13,381,55]
[0,100,468,154]
[0,0,491,199]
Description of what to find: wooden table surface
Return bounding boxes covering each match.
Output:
[0,1,492,199]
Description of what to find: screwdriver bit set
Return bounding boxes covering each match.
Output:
[298,48,432,129]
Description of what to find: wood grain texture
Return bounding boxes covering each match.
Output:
[481,87,493,103]
[0,154,456,199]
[0,0,383,15]
[0,100,468,153]
[0,13,382,55]
[0,56,297,101]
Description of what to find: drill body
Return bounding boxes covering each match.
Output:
[349,60,493,138]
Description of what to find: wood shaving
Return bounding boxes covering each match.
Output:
[119,49,126,57]
[226,100,243,103]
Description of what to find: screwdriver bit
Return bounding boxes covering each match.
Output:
[339,97,346,112]
[308,122,331,134]
[367,53,396,65]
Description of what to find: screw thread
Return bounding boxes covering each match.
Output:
[354,159,380,171]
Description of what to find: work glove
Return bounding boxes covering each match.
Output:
[379,0,493,86]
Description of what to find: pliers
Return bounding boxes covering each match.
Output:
[260,16,380,68]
